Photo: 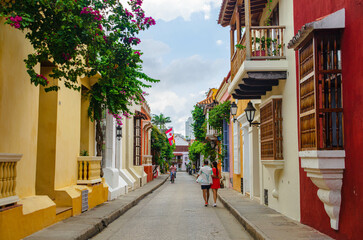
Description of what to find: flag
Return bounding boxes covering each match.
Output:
[165,128,175,146]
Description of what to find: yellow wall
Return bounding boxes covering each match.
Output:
[232,100,249,192]
[0,21,40,198]
[36,67,58,199]
[54,79,81,189]
[80,84,95,156]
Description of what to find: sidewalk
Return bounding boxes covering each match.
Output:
[218,188,332,240]
[25,175,168,240]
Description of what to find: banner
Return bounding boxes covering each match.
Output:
[165,128,175,146]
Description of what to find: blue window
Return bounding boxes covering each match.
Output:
[222,120,229,172]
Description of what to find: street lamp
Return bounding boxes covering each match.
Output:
[230,101,238,122]
[244,101,260,127]
[116,125,122,140]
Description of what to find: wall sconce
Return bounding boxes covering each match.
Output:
[116,125,122,140]
[244,101,260,127]
[230,101,238,122]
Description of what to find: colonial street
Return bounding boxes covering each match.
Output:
[91,172,252,240]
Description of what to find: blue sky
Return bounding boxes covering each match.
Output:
[137,0,230,135]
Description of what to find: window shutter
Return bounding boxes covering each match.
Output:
[233,121,241,174]
[260,98,283,160]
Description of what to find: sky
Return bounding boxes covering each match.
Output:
[137,0,230,135]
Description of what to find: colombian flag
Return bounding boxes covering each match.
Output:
[165,128,175,146]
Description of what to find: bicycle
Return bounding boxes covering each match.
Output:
[170,172,175,183]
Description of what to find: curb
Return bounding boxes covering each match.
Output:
[75,176,169,240]
[217,193,270,240]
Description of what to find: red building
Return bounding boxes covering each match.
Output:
[288,2,363,239]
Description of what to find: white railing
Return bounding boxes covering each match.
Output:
[0,153,22,207]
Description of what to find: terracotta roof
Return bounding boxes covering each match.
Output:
[288,8,345,50]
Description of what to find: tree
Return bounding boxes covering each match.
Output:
[1,0,159,157]
[151,125,175,173]
[191,105,206,142]
[152,113,171,131]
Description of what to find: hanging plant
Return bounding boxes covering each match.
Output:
[208,101,231,134]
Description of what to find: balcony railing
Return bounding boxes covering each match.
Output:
[206,124,219,139]
[143,155,153,165]
[77,156,102,185]
[0,153,22,207]
[231,26,286,78]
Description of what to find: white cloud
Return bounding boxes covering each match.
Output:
[141,40,228,134]
[216,40,223,45]
[142,0,221,22]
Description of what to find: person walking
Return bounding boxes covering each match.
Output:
[196,160,213,207]
[211,161,221,207]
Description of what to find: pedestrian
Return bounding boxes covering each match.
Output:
[169,163,177,183]
[211,161,221,207]
[196,160,213,207]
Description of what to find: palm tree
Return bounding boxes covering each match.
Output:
[152,113,171,131]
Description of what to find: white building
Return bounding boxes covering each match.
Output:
[173,134,189,171]
[185,117,194,140]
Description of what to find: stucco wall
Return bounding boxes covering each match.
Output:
[293,0,363,238]
[258,0,300,221]
[54,79,81,189]
[0,22,40,198]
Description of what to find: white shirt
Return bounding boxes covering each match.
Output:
[198,165,213,185]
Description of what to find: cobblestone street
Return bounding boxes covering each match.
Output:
[92,172,252,240]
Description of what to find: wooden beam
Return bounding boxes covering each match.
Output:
[232,94,261,99]
[247,71,287,80]
[238,84,272,92]
[243,78,279,86]
[244,0,251,60]
[235,89,266,96]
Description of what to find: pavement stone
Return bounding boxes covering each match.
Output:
[25,175,168,240]
[218,188,333,240]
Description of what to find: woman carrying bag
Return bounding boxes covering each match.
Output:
[196,160,213,207]
[211,161,221,207]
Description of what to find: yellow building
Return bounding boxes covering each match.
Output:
[0,21,108,240]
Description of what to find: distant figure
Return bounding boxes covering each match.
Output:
[211,161,221,207]
[196,160,213,206]
[169,163,177,183]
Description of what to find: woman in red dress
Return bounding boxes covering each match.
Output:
[211,161,221,207]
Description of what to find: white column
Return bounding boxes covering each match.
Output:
[105,113,116,168]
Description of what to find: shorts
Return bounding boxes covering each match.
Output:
[201,185,211,190]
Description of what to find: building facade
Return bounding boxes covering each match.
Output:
[288,1,363,239]
[0,22,108,240]
[218,0,300,221]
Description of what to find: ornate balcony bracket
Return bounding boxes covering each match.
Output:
[299,150,345,230]
[261,160,284,198]
[0,153,22,207]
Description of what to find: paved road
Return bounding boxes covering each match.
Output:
[92,172,252,240]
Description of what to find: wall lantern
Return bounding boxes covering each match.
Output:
[116,125,122,140]
[210,141,216,149]
[244,101,260,127]
[230,101,238,122]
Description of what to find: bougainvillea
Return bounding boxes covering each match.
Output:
[0,0,158,125]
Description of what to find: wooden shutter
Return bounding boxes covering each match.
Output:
[260,98,283,160]
[299,31,343,150]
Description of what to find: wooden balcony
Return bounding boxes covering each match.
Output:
[231,26,286,79]
[77,156,102,185]
[0,153,22,207]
